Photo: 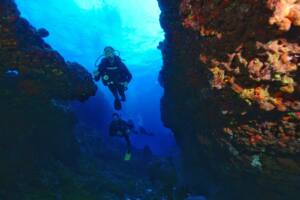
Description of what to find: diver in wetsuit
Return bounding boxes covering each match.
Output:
[109,113,134,161]
[94,46,132,110]
[108,113,155,161]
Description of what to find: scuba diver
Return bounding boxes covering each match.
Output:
[109,113,134,161]
[109,113,154,161]
[94,46,132,110]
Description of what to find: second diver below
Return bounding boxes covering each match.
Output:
[109,113,155,161]
[94,46,132,110]
[109,113,135,161]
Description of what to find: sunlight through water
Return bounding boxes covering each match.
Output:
[74,0,103,10]
[15,0,173,154]
[16,0,164,73]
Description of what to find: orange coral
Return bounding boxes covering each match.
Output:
[249,134,263,145]
[209,66,226,89]
[178,0,300,154]
[181,0,300,112]
[267,0,300,31]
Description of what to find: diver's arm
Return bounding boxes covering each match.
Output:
[94,59,106,81]
[98,59,107,76]
[139,127,155,136]
[122,62,132,82]
[126,120,138,134]
[117,57,132,82]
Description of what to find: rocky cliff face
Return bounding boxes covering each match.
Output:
[0,0,97,198]
[0,0,96,101]
[158,0,300,199]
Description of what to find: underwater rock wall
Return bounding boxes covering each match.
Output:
[0,0,96,101]
[0,0,97,197]
[158,0,300,199]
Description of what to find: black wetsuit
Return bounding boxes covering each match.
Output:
[95,56,132,102]
[109,119,133,153]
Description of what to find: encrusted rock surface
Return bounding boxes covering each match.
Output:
[158,0,300,199]
[0,1,97,198]
[0,0,97,101]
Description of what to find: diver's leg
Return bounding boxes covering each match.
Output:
[124,134,132,153]
[117,84,126,101]
[108,84,121,110]
[108,84,119,99]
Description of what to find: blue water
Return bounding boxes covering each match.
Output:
[16,0,176,155]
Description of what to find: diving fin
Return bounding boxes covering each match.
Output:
[124,152,131,161]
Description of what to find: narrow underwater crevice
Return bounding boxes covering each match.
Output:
[0,1,181,199]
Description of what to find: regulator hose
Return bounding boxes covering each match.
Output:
[94,50,121,68]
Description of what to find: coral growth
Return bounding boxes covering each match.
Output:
[268,0,300,31]
[180,0,300,113]
[0,1,97,198]
[177,0,300,154]
[158,0,300,199]
[0,0,97,101]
